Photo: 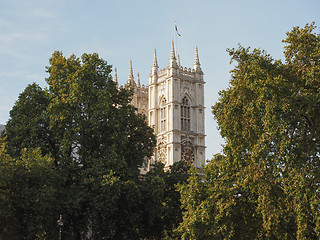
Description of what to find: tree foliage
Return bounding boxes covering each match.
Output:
[141,161,191,240]
[178,23,320,239]
[1,52,160,239]
[2,83,54,159]
[46,52,155,175]
[0,143,59,239]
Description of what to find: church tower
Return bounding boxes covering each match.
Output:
[148,42,206,168]
[124,60,149,117]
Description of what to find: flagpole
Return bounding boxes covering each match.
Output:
[174,21,177,57]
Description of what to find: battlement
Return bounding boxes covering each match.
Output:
[134,84,148,95]
[138,84,148,90]
[158,68,167,78]
[154,65,203,82]
[178,66,197,81]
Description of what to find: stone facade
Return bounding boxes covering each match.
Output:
[116,42,205,169]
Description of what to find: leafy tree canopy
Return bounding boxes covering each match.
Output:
[0,143,59,239]
[178,23,320,240]
[1,52,158,239]
[2,83,53,159]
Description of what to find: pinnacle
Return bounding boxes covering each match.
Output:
[137,72,141,87]
[127,60,135,86]
[129,60,134,79]
[193,46,202,73]
[114,67,118,85]
[170,40,176,60]
[169,41,178,69]
[153,48,158,67]
[194,46,200,65]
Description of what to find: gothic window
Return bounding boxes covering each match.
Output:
[181,97,190,131]
[160,98,167,132]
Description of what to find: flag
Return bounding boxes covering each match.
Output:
[175,24,181,36]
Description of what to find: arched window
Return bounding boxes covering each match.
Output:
[181,97,190,131]
[160,98,167,132]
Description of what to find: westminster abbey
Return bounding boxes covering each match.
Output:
[115,42,206,170]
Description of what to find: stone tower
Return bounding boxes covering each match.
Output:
[118,43,206,169]
[125,60,148,117]
[147,42,206,168]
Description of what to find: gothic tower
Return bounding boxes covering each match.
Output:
[125,60,148,117]
[148,42,206,168]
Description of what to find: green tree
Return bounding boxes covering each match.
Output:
[85,169,142,239]
[177,156,262,240]
[141,161,191,240]
[0,143,59,240]
[2,51,157,239]
[162,161,191,239]
[2,83,56,160]
[178,23,320,239]
[46,52,154,176]
[45,51,156,238]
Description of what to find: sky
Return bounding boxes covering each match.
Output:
[0,0,319,160]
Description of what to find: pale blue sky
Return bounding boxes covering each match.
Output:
[0,0,319,159]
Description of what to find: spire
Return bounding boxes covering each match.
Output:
[114,67,118,86]
[194,46,200,65]
[127,60,135,86]
[177,54,181,67]
[193,46,201,73]
[151,48,158,78]
[153,48,158,67]
[137,72,141,88]
[169,41,178,69]
[129,60,133,79]
[170,40,176,60]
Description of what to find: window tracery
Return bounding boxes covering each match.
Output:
[160,98,167,132]
[181,96,190,131]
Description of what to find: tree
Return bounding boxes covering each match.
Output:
[2,83,55,160]
[45,51,156,238]
[141,161,191,240]
[177,156,263,240]
[85,170,143,239]
[162,161,191,239]
[178,23,320,239]
[0,143,59,240]
[2,51,156,239]
[46,52,155,176]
